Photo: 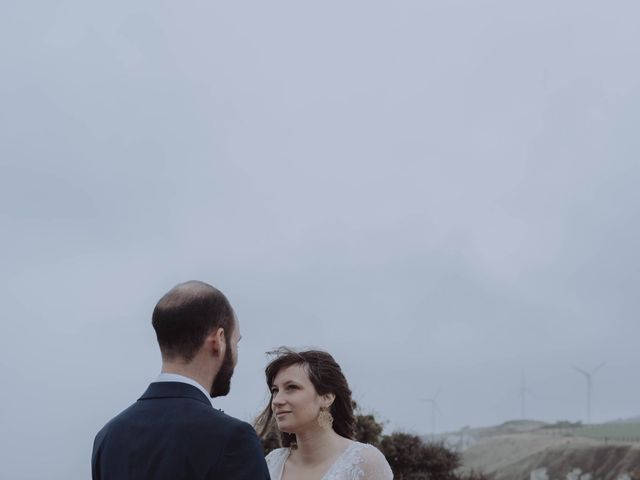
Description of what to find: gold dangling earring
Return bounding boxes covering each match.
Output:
[318,406,334,430]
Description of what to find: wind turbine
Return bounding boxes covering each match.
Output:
[421,390,441,441]
[573,362,606,424]
[519,373,535,420]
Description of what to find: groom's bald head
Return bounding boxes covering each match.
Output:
[152,280,235,362]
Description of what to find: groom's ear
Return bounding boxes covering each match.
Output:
[206,327,226,356]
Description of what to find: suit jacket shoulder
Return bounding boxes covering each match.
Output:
[92,382,270,480]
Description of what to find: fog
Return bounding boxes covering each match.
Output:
[1,1,639,479]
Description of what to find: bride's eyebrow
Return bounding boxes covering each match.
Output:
[273,379,300,388]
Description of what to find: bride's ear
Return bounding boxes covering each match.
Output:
[321,393,336,408]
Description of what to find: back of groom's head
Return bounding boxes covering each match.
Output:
[152,280,235,362]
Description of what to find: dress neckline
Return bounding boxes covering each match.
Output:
[280,440,359,480]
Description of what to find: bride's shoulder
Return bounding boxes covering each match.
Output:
[352,441,387,460]
[350,442,393,478]
[265,447,288,459]
[265,447,289,466]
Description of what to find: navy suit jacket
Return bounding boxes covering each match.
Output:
[92,382,270,480]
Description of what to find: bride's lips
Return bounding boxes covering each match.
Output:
[275,411,291,418]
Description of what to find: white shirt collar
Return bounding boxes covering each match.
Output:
[154,373,213,404]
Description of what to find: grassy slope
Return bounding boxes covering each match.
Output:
[460,422,640,480]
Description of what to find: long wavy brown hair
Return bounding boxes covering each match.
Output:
[256,348,356,448]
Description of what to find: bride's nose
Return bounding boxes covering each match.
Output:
[271,391,285,407]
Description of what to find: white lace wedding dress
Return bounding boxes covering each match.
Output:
[265,441,393,480]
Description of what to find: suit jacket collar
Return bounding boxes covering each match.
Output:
[139,381,213,407]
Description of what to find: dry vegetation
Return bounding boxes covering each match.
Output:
[459,422,640,480]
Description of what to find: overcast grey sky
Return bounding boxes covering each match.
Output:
[2,1,640,479]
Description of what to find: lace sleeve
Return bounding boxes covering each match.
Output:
[265,447,287,479]
[359,444,394,480]
[265,448,278,469]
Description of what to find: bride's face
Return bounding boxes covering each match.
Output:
[270,363,327,434]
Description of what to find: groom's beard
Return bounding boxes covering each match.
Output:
[210,346,235,398]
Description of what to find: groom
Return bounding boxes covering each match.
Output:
[92,281,270,479]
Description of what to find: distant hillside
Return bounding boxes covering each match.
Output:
[609,417,640,424]
[461,434,640,480]
[456,422,640,480]
[465,419,549,438]
[421,419,549,450]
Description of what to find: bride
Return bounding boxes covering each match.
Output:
[257,348,393,480]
